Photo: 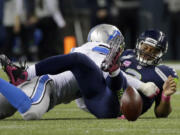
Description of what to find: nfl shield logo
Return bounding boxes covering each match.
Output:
[123,60,131,67]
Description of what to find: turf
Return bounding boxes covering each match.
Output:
[0,69,179,135]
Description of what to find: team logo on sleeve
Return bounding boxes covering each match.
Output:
[123,60,132,67]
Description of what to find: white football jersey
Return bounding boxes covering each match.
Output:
[72,42,109,78]
[72,42,109,66]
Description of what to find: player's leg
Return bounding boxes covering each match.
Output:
[0,94,16,119]
[83,88,121,118]
[35,53,106,98]
[19,76,54,120]
[0,78,32,114]
[75,70,128,114]
[0,75,52,120]
[0,53,124,118]
[35,53,122,118]
[106,69,127,91]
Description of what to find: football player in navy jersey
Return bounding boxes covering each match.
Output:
[76,30,178,118]
[119,30,178,117]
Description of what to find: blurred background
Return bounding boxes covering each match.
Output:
[0,0,180,61]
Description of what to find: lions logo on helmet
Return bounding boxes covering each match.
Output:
[136,30,168,66]
[87,24,125,49]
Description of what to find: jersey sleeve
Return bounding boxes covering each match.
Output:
[156,65,179,80]
[154,65,179,107]
[121,49,135,57]
[121,71,143,90]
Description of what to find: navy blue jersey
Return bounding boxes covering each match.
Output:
[120,49,178,114]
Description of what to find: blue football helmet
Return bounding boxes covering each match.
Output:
[87,24,125,49]
[136,30,168,66]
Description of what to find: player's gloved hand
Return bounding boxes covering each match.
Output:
[162,75,177,96]
[139,82,160,98]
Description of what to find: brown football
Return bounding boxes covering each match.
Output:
[120,86,143,121]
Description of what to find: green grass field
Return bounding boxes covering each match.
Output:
[0,69,179,135]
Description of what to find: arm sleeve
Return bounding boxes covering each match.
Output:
[121,70,143,90]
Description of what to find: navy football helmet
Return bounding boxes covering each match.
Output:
[136,30,168,66]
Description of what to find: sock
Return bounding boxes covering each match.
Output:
[27,65,36,80]
[106,71,127,91]
[109,68,121,77]
[0,78,32,113]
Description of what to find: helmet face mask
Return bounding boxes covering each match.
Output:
[136,30,168,66]
[136,42,163,66]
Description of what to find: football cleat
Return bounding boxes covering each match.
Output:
[101,35,124,74]
[0,54,28,86]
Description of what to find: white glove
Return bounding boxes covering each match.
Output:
[139,82,160,98]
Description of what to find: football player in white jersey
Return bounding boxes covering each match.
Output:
[0,24,158,120]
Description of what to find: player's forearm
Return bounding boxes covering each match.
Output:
[155,94,172,118]
[121,71,142,89]
[122,71,159,97]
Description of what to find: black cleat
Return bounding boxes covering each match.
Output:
[101,35,124,73]
[0,54,28,86]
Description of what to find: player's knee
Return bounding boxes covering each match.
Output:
[21,111,42,120]
[21,103,48,120]
[72,53,87,65]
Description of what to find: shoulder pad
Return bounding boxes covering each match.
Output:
[120,49,135,61]
[121,49,135,56]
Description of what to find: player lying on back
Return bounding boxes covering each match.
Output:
[76,29,178,118]
[121,30,178,117]
[0,24,158,120]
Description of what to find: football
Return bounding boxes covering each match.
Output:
[120,86,143,121]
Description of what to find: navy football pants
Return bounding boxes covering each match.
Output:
[35,53,126,118]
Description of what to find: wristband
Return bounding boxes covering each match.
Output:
[161,93,171,102]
